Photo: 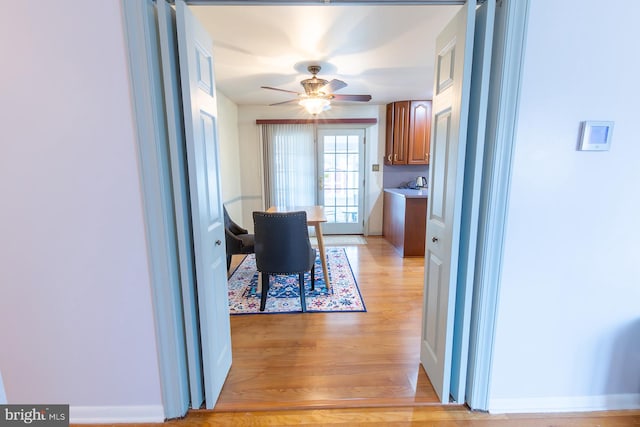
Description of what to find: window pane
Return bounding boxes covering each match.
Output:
[347,135,359,153]
[335,189,347,206]
[324,172,335,190]
[346,189,359,207]
[324,136,335,153]
[336,208,345,226]
[324,208,336,223]
[345,207,358,223]
[347,172,359,188]
[324,153,335,170]
[347,153,359,171]
[336,136,348,153]
[323,188,335,207]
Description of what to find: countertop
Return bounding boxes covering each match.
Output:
[384,188,429,198]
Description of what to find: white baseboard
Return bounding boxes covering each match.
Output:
[490,393,640,414]
[70,405,164,424]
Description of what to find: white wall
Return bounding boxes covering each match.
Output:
[216,90,244,221]
[489,0,640,413]
[0,0,163,418]
[237,104,386,235]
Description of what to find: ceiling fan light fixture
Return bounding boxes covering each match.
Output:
[263,64,370,111]
[299,96,331,115]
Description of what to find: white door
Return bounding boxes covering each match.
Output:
[156,0,204,408]
[175,0,232,409]
[317,128,365,235]
[420,1,475,403]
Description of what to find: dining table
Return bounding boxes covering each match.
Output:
[266,205,331,292]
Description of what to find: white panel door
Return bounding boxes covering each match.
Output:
[420,1,475,403]
[175,0,232,409]
[317,128,365,235]
[156,0,204,408]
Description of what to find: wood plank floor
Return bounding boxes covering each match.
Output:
[220,236,436,411]
[80,237,640,426]
[83,407,640,426]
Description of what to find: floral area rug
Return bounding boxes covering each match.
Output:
[227,247,366,314]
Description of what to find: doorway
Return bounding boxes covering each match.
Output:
[317,128,366,235]
[126,0,526,416]
[182,0,462,412]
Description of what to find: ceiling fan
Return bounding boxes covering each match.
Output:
[261,65,372,115]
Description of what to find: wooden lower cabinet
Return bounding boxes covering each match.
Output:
[383,190,427,257]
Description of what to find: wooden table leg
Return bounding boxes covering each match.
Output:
[314,223,331,292]
[257,272,262,293]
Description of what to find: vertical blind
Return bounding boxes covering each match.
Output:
[260,123,316,208]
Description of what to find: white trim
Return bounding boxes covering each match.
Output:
[70,405,164,424]
[465,0,530,411]
[489,393,640,414]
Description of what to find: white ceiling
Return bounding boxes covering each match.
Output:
[190,4,461,107]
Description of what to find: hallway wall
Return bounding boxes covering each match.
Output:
[489,0,640,413]
[217,90,244,221]
[0,0,163,418]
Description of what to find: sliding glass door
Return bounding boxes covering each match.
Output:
[317,128,365,234]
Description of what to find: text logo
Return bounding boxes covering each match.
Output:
[0,405,68,427]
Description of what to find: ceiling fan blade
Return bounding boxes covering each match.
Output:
[261,86,300,95]
[269,99,300,106]
[332,94,372,102]
[321,79,348,93]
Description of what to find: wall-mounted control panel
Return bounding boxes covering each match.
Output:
[578,121,614,151]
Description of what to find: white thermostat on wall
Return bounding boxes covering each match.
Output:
[578,121,614,151]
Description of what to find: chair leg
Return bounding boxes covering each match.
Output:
[299,273,306,312]
[260,273,270,311]
[311,265,315,291]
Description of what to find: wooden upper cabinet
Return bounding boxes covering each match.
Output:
[385,100,432,165]
[408,100,432,165]
[392,101,410,164]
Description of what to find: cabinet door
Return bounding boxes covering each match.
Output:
[392,101,410,164]
[384,103,394,165]
[383,191,405,254]
[408,100,432,165]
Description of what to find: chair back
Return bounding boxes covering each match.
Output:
[223,206,241,234]
[223,205,232,229]
[253,211,313,275]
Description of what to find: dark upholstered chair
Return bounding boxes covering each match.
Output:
[224,206,254,271]
[253,211,316,312]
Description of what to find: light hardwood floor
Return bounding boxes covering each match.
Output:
[221,236,436,411]
[83,407,640,426]
[80,237,640,426]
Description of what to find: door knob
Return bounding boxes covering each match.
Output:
[432,237,439,243]
[215,240,222,246]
